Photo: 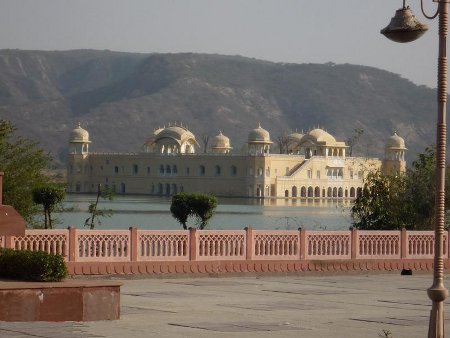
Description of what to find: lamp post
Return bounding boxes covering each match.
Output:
[381,1,449,337]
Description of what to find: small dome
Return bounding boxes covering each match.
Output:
[287,132,304,142]
[69,123,90,143]
[211,131,231,149]
[386,132,406,150]
[248,124,271,143]
[155,125,197,145]
[308,128,336,143]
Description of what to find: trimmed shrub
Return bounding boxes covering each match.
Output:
[0,248,68,282]
[170,192,218,230]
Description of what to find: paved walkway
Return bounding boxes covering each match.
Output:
[0,272,448,337]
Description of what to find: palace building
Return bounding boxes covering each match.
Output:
[67,123,406,199]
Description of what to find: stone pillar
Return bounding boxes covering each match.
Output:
[300,228,307,260]
[245,226,254,260]
[189,228,197,261]
[129,227,138,262]
[4,235,14,249]
[401,228,407,259]
[68,227,77,262]
[351,228,358,259]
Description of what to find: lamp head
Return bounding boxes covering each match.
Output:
[381,6,428,43]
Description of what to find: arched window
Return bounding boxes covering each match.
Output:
[199,165,205,176]
[166,165,171,175]
[114,166,119,174]
[301,186,306,197]
[159,165,164,175]
[215,165,221,176]
[350,187,356,198]
[284,190,289,197]
[172,165,178,175]
[315,186,320,197]
[165,183,170,195]
[338,187,343,198]
[327,187,332,197]
[292,186,297,197]
[333,187,337,197]
[357,187,363,197]
[230,165,237,176]
[308,186,313,197]
[132,164,138,175]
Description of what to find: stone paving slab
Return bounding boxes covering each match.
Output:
[0,273,448,338]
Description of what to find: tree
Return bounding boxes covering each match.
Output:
[202,134,209,153]
[170,192,218,229]
[32,184,66,229]
[0,120,51,225]
[275,134,290,154]
[170,193,191,229]
[346,128,364,157]
[351,147,450,230]
[84,184,114,229]
[191,193,218,229]
[351,171,407,230]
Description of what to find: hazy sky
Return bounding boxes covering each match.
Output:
[0,0,442,88]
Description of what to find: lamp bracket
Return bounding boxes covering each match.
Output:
[422,0,439,19]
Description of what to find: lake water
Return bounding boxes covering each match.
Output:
[55,194,354,231]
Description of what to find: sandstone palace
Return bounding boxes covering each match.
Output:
[67,123,406,199]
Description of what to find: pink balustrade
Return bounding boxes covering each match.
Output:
[138,230,189,261]
[305,231,351,259]
[75,230,130,262]
[253,230,299,260]
[357,231,401,259]
[197,230,246,261]
[12,230,69,258]
[407,231,448,259]
[2,228,450,264]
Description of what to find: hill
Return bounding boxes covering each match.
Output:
[0,49,437,164]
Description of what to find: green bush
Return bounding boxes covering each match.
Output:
[170,192,218,229]
[0,248,68,282]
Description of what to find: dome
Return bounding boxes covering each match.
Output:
[154,125,197,145]
[69,123,90,143]
[287,132,304,142]
[386,132,406,150]
[248,124,271,143]
[307,128,336,143]
[211,131,231,149]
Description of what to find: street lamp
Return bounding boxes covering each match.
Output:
[381,1,449,337]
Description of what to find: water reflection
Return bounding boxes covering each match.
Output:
[56,194,353,231]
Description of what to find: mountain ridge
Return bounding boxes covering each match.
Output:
[0,49,437,165]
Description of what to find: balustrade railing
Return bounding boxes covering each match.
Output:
[137,230,189,261]
[0,227,448,263]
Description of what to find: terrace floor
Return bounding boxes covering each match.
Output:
[0,272,449,337]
